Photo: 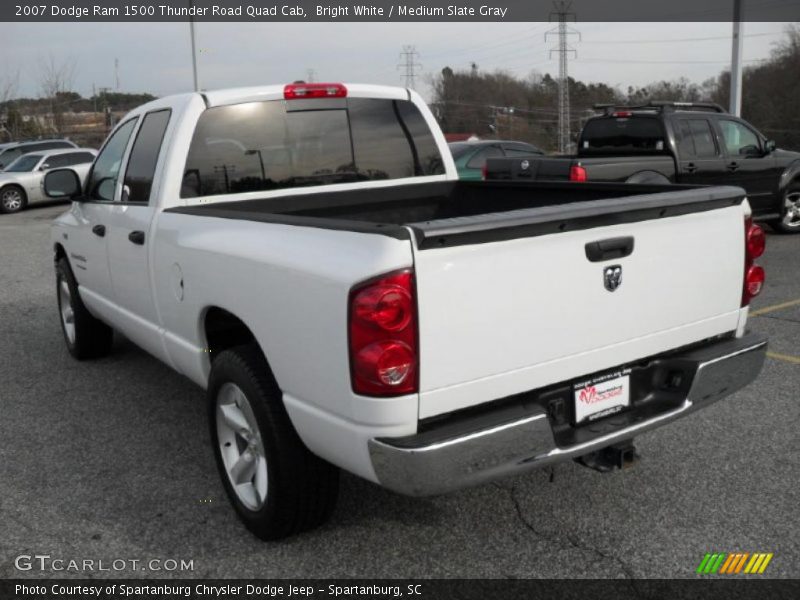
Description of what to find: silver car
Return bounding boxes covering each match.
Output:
[0,148,97,213]
[0,139,78,170]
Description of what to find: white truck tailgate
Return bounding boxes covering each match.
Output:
[411,197,745,419]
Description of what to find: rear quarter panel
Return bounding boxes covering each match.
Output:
[151,212,419,430]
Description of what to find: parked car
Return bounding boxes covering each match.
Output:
[484,101,800,232]
[0,148,97,213]
[449,140,543,179]
[0,139,78,171]
[45,83,766,539]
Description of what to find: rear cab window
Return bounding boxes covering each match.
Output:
[182,98,444,198]
[580,116,667,155]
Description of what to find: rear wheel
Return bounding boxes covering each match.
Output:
[208,344,339,540]
[55,257,114,359]
[0,185,27,214]
[772,184,800,234]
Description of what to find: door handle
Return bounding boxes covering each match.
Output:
[585,236,635,262]
[128,230,145,245]
[727,162,739,172]
[685,163,697,173]
[91,224,106,237]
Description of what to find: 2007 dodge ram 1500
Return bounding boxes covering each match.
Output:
[45,83,768,539]
[485,101,800,233]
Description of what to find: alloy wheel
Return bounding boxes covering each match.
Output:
[58,279,76,345]
[1,188,23,212]
[216,382,268,510]
[782,191,800,228]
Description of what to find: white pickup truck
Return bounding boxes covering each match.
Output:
[46,83,768,540]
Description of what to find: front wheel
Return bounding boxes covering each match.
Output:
[208,344,339,540]
[55,257,114,359]
[772,184,800,234]
[0,185,27,214]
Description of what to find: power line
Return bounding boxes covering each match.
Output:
[581,30,784,44]
[546,0,580,154]
[577,57,769,64]
[423,25,548,60]
[397,45,422,89]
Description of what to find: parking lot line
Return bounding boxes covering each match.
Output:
[750,298,800,317]
[766,351,800,365]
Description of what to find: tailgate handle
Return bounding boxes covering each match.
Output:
[585,236,635,262]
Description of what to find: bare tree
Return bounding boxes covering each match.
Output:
[0,71,20,141]
[39,53,77,135]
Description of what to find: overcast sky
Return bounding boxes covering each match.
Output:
[0,21,791,101]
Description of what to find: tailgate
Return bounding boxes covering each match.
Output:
[485,156,573,181]
[409,187,746,419]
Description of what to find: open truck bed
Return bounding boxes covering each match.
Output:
[167,180,745,250]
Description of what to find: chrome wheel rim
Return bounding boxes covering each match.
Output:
[216,382,268,511]
[2,188,22,211]
[58,279,76,345]
[782,192,800,228]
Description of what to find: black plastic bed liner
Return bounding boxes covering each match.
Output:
[164,180,745,250]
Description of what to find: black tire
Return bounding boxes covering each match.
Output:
[208,344,339,540]
[55,257,114,359]
[0,185,27,214]
[771,183,800,234]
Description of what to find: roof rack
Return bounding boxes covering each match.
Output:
[592,101,727,115]
[648,100,727,113]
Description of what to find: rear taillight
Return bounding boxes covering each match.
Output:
[349,270,417,396]
[570,164,587,182]
[745,265,765,298]
[612,111,632,117]
[283,82,347,99]
[742,218,766,306]
[746,220,766,258]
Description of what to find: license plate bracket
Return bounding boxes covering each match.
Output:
[573,368,632,425]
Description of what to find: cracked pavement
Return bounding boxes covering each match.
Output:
[1,203,798,579]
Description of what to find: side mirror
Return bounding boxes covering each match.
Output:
[739,145,761,157]
[39,163,50,171]
[44,168,82,200]
[764,139,776,154]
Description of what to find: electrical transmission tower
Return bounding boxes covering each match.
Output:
[397,45,422,89]
[546,1,580,154]
[306,68,316,83]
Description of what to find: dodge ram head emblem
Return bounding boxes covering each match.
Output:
[604,265,622,292]
[520,159,530,170]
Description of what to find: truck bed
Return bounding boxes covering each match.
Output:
[167,180,744,249]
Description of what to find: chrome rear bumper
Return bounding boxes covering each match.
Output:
[368,333,767,496]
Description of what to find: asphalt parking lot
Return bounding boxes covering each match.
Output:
[1,202,798,580]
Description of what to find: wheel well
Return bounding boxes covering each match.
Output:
[54,243,67,263]
[1,183,27,197]
[626,171,671,185]
[204,307,256,360]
